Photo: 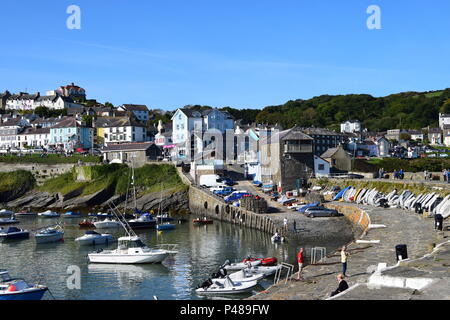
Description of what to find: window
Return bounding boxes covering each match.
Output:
[318,164,325,170]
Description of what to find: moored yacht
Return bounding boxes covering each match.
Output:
[127,213,156,229]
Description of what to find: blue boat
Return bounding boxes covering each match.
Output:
[0,270,48,300]
[333,186,352,201]
[0,227,29,242]
[156,223,176,231]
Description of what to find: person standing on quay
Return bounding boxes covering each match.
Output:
[443,169,448,182]
[341,246,349,277]
[297,248,304,280]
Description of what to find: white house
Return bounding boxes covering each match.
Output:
[340,120,362,133]
[439,113,450,130]
[118,104,149,123]
[0,117,31,149]
[171,108,234,160]
[6,92,82,111]
[97,117,148,146]
[314,155,330,178]
[17,127,50,149]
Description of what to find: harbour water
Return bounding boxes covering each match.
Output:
[0,215,343,300]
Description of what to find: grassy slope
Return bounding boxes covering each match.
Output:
[38,164,187,197]
[0,154,101,164]
[0,170,35,193]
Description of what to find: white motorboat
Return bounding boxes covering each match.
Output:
[244,264,282,277]
[75,231,113,246]
[88,236,169,264]
[94,218,122,229]
[211,269,264,283]
[0,216,19,226]
[196,276,258,296]
[38,210,60,218]
[223,259,261,271]
[0,270,48,300]
[0,209,14,217]
[35,227,64,244]
[271,233,285,243]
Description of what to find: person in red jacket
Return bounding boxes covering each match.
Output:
[297,248,304,280]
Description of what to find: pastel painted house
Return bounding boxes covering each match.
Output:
[49,117,93,151]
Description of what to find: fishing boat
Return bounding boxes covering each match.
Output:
[0,209,14,217]
[0,215,19,226]
[35,227,64,244]
[94,218,122,229]
[193,217,214,225]
[38,210,60,218]
[75,231,114,246]
[0,270,48,300]
[79,219,96,228]
[195,276,258,296]
[62,211,81,218]
[242,257,278,266]
[127,213,156,229]
[0,227,29,242]
[223,259,261,271]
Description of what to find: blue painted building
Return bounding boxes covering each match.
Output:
[49,117,93,151]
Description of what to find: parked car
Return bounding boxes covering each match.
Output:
[428,154,437,158]
[304,207,341,218]
[213,187,235,196]
[439,153,449,158]
[217,177,235,186]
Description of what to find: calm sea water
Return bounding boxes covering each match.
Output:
[0,215,340,300]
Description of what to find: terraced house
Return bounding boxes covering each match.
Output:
[95,116,147,147]
[49,117,93,151]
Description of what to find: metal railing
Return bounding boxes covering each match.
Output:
[311,247,327,264]
[273,262,295,285]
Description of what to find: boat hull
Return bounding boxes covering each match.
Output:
[88,252,169,264]
[94,222,121,229]
[35,233,64,244]
[76,236,113,246]
[0,232,29,241]
[127,221,156,229]
[0,287,47,300]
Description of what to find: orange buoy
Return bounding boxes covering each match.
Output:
[7,284,17,292]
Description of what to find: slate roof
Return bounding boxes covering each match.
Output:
[101,142,154,152]
[121,104,149,112]
[321,148,338,158]
[95,116,145,128]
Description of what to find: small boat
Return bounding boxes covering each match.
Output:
[244,265,282,277]
[156,223,176,231]
[0,216,19,226]
[156,214,175,223]
[35,227,64,244]
[89,212,114,219]
[193,218,214,225]
[75,231,113,246]
[196,276,258,296]
[127,213,156,229]
[271,233,285,243]
[38,210,60,218]
[242,257,278,266]
[88,236,170,264]
[94,218,122,229]
[62,211,81,218]
[0,270,48,300]
[79,219,95,228]
[0,227,29,242]
[210,268,264,283]
[15,210,37,217]
[223,259,261,271]
[0,209,14,217]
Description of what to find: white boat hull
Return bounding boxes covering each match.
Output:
[196,280,258,295]
[224,260,261,271]
[35,233,63,244]
[75,235,113,246]
[94,221,121,229]
[88,251,169,264]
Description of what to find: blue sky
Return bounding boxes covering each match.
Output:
[1,0,449,110]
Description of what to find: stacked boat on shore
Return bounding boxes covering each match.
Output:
[331,185,449,218]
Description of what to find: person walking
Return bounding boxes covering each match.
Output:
[446,170,450,184]
[297,248,304,280]
[330,274,349,297]
[443,169,448,182]
[283,217,288,232]
[341,246,349,277]
[424,170,428,181]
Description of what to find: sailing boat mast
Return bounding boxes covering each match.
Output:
[132,156,137,211]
